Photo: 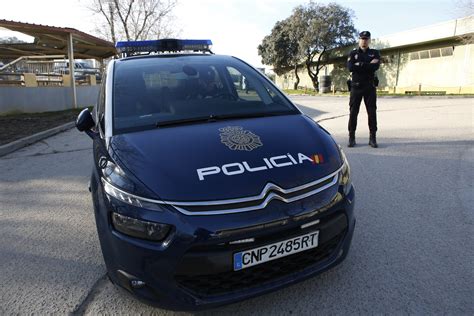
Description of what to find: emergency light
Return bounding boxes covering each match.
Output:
[115,39,213,56]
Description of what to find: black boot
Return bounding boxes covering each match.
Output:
[348,132,356,147]
[369,133,378,148]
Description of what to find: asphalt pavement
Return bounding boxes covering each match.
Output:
[0,96,473,315]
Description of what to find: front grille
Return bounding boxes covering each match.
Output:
[167,167,342,215]
[176,177,335,213]
[175,231,345,297]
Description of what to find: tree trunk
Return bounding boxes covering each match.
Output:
[293,64,300,90]
[108,3,116,43]
[311,62,324,92]
[306,63,320,92]
[311,70,320,92]
[313,79,319,92]
[306,47,327,93]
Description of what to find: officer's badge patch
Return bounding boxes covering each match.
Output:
[355,54,358,60]
[219,126,263,151]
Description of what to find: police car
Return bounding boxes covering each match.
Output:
[76,39,355,310]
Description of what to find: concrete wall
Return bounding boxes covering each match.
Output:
[0,85,100,114]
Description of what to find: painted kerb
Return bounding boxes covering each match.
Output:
[0,86,100,114]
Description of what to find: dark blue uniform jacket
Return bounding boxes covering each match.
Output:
[347,47,380,86]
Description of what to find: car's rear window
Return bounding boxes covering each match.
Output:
[112,55,297,134]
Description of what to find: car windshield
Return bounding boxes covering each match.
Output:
[112,55,297,134]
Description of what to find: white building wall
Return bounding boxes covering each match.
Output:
[395,44,473,93]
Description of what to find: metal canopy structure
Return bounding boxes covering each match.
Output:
[0,19,116,59]
[0,19,116,108]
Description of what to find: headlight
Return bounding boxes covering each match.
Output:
[338,145,352,195]
[102,178,164,212]
[101,159,160,209]
[102,160,136,192]
[112,212,171,241]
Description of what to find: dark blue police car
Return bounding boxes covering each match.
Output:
[76,39,355,310]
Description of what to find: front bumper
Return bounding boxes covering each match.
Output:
[91,178,356,311]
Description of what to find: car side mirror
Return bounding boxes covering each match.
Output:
[76,108,98,139]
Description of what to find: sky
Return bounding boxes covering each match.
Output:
[0,0,469,68]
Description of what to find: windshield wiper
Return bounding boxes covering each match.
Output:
[156,116,214,128]
[209,111,296,120]
[156,111,296,128]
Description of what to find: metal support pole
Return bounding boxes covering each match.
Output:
[67,33,77,109]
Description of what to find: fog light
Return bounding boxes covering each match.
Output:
[112,213,171,241]
[130,280,146,289]
[229,238,255,245]
[117,270,147,292]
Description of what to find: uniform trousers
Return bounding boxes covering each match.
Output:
[348,85,377,134]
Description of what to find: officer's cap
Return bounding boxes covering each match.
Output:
[359,31,371,39]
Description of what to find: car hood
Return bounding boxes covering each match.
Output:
[110,114,342,201]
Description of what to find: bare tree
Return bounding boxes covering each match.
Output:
[88,0,179,43]
[0,37,26,44]
[453,0,474,17]
[453,1,474,44]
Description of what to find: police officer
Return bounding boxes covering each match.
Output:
[347,31,380,148]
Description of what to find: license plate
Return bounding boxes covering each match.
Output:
[233,231,319,271]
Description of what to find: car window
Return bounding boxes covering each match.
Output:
[112,56,297,134]
[227,66,260,102]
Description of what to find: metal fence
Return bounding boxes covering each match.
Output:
[0,55,102,86]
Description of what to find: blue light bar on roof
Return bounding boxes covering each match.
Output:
[115,39,213,54]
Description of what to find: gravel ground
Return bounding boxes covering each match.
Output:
[0,109,83,145]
